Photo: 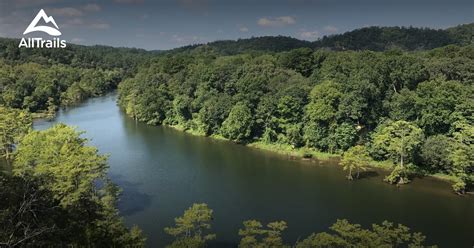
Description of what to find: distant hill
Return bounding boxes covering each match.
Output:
[314,23,473,51]
[170,23,473,55]
[446,23,474,45]
[170,36,313,55]
[0,37,156,71]
[1,23,472,58]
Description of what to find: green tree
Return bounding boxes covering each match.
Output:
[46,97,56,120]
[278,47,314,77]
[341,145,371,180]
[420,135,453,172]
[328,123,357,152]
[0,106,32,160]
[448,120,474,194]
[372,121,423,184]
[285,124,303,148]
[164,203,216,248]
[415,80,467,135]
[305,81,342,124]
[221,102,254,142]
[296,219,435,248]
[13,124,108,207]
[2,124,145,247]
[238,220,288,248]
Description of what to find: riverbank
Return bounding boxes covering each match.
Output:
[166,123,463,187]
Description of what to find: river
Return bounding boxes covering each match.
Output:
[33,93,474,247]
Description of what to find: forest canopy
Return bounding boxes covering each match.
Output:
[118,43,473,193]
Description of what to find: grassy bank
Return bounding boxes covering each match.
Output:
[248,141,339,160]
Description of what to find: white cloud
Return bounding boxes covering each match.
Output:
[299,30,320,40]
[257,16,296,27]
[323,25,338,33]
[239,26,249,32]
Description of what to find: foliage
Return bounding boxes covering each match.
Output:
[316,25,468,51]
[0,124,145,247]
[0,106,31,159]
[421,135,453,172]
[296,219,435,248]
[0,37,154,114]
[13,124,108,207]
[164,203,216,247]
[372,121,423,184]
[221,102,254,142]
[340,145,371,180]
[238,220,289,248]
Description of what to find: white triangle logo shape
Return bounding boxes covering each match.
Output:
[23,9,61,36]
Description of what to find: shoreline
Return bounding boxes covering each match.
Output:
[165,123,461,187]
[42,97,464,193]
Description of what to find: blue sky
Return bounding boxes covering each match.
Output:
[0,0,472,50]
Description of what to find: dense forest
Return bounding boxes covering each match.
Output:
[0,38,154,114]
[118,31,473,193]
[0,24,471,114]
[172,24,473,55]
[0,24,473,247]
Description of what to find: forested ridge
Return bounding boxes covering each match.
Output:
[0,24,472,247]
[170,23,473,55]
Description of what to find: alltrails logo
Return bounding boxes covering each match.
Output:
[19,9,67,48]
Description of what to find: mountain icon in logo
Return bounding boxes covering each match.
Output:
[23,9,61,36]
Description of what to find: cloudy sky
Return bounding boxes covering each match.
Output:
[0,0,472,50]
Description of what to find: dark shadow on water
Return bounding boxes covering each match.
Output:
[357,171,379,179]
[110,174,153,216]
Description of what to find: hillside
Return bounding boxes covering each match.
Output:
[168,23,473,55]
[315,23,473,51]
[0,37,155,71]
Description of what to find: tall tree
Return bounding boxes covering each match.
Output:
[340,145,371,180]
[372,121,423,184]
